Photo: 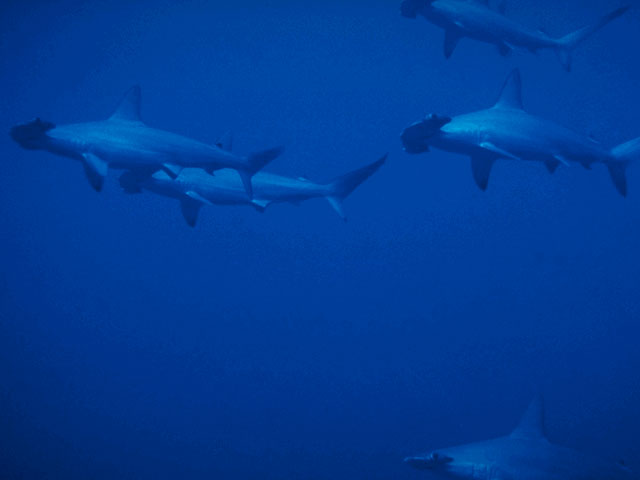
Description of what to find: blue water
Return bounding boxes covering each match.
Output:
[1,1,639,478]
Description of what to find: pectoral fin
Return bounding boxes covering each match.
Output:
[470,155,496,191]
[326,196,347,221]
[185,190,213,206]
[81,153,108,192]
[479,142,520,161]
[553,155,571,167]
[444,29,462,58]
[607,163,628,197]
[179,197,202,228]
[251,199,271,212]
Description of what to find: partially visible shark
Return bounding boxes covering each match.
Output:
[9,86,283,197]
[405,397,637,480]
[401,69,639,196]
[119,148,387,226]
[400,0,629,71]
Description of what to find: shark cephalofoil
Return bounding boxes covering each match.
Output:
[119,144,386,226]
[401,69,639,196]
[405,397,637,480]
[9,86,283,197]
[400,0,629,71]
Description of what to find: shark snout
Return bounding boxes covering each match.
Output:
[404,452,454,470]
[401,123,431,153]
[10,118,55,150]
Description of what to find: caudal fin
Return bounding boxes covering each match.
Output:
[555,5,629,71]
[239,146,285,199]
[324,154,387,220]
[608,136,640,197]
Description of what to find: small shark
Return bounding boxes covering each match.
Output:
[119,146,387,226]
[401,69,639,196]
[405,397,637,480]
[9,86,283,197]
[400,0,629,71]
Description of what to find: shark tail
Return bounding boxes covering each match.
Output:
[324,154,387,221]
[239,146,285,199]
[555,5,629,71]
[608,136,640,197]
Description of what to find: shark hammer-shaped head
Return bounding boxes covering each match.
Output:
[10,118,55,150]
[404,444,492,480]
[401,113,451,154]
[404,451,455,470]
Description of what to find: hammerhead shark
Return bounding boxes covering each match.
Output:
[10,86,283,197]
[401,69,639,196]
[405,397,637,480]
[400,0,629,71]
[119,147,387,226]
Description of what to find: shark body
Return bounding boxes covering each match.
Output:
[405,397,637,480]
[401,0,629,70]
[119,151,387,226]
[401,69,639,196]
[10,86,282,197]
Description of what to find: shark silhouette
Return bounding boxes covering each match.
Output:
[119,141,386,226]
[401,69,639,196]
[401,0,629,71]
[405,397,636,480]
[10,86,282,197]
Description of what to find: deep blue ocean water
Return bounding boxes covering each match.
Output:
[1,1,639,478]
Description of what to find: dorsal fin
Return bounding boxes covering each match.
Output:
[110,85,142,122]
[511,396,546,440]
[493,69,523,110]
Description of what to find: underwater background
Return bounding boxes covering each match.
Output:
[1,0,639,478]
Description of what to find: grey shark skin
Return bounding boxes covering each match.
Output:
[401,69,640,196]
[401,0,629,71]
[119,152,387,227]
[405,397,637,480]
[9,86,283,197]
